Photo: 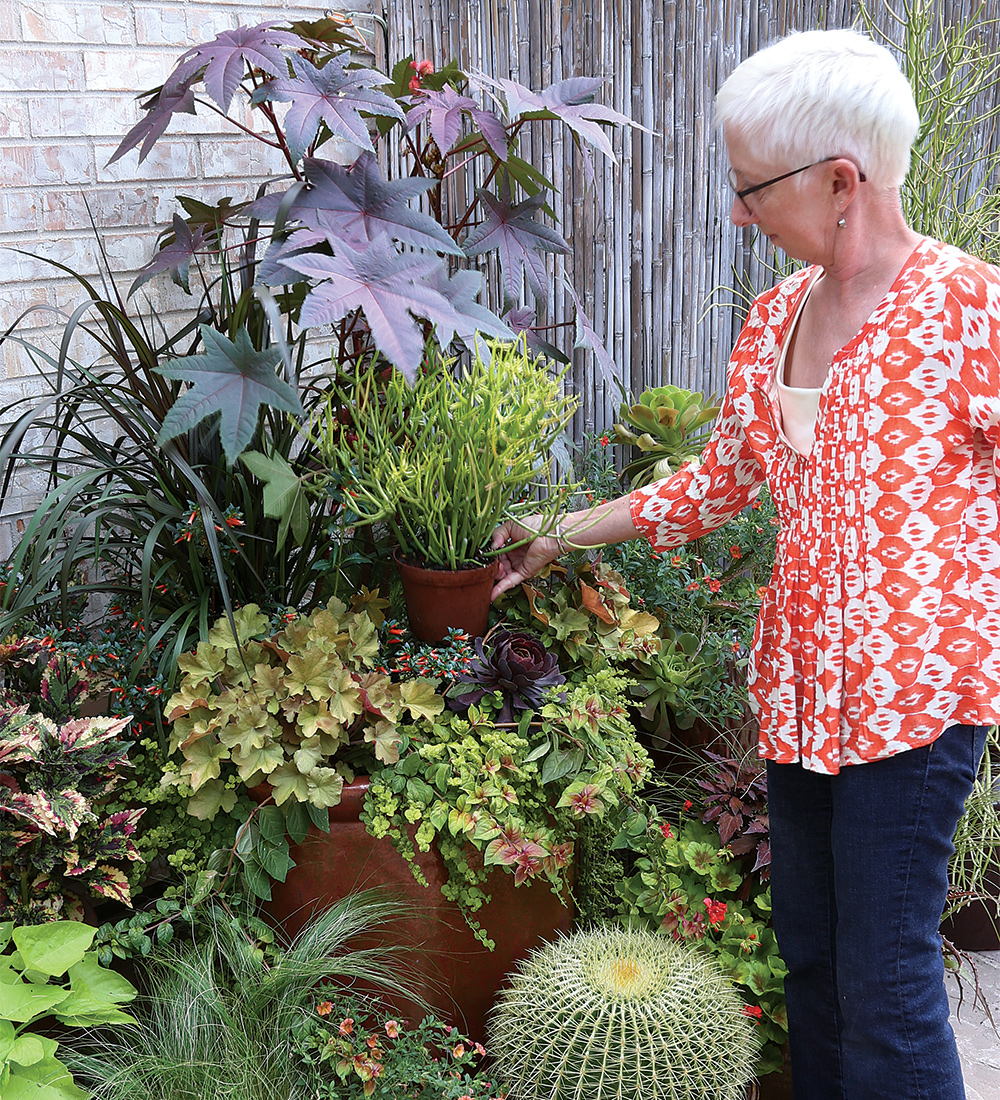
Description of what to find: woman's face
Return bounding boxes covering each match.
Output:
[724,127,836,264]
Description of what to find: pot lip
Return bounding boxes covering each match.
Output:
[393,548,498,574]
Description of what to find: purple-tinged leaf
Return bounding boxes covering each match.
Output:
[564,279,622,391]
[107,83,197,167]
[155,326,305,464]
[256,53,404,161]
[502,305,568,363]
[425,267,513,352]
[165,21,307,112]
[256,229,328,286]
[243,154,462,255]
[463,188,569,306]
[407,86,508,161]
[129,213,208,297]
[281,235,459,384]
[482,73,633,163]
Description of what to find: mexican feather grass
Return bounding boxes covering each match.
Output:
[63,891,422,1100]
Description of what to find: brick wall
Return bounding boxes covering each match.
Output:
[0,0,361,550]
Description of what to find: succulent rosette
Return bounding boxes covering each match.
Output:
[449,627,566,722]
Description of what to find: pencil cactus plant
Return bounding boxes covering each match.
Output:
[488,925,757,1100]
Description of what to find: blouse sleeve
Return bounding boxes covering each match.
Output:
[628,383,766,551]
[948,260,1000,480]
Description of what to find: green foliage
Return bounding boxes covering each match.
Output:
[307,341,577,569]
[613,385,721,488]
[614,811,787,1076]
[948,724,1000,920]
[0,709,143,922]
[292,991,503,1099]
[864,0,1000,264]
[488,925,758,1100]
[362,665,650,946]
[0,919,137,1100]
[164,600,445,824]
[62,892,423,1100]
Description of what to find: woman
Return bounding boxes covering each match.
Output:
[491,28,1000,1100]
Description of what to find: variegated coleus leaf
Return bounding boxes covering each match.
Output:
[87,865,133,906]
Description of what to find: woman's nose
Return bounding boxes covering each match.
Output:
[730,195,755,227]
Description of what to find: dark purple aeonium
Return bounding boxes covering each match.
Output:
[448,627,566,723]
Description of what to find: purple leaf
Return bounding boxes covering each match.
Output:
[502,305,568,363]
[165,21,307,112]
[407,86,508,161]
[484,73,632,163]
[425,267,514,351]
[256,53,404,161]
[564,279,621,390]
[155,326,305,464]
[107,82,197,166]
[280,235,459,384]
[463,188,569,306]
[129,213,208,297]
[243,154,462,255]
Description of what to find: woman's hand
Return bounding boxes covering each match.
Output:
[490,515,563,601]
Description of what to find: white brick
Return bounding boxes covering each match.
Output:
[0,49,85,92]
[96,139,197,182]
[4,143,94,186]
[0,189,40,233]
[200,137,287,180]
[0,97,28,138]
[26,93,139,137]
[20,3,132,45]
[44,187,153,231]
[0,3,19,39]
[135,5,236,47]
[84,49,176,91]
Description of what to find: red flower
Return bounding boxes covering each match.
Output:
[703,897,727,925]
[729,545,742,559]
[741,1004,764,1022]
[686,581,700,592]
[659,822,673,840]
[599,433,610,446]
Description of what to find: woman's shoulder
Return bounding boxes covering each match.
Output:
[741,265,818,331]
[916,238,1000,298]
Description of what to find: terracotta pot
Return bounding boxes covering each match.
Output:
[395,552,499,642]
[263,776,573,1041]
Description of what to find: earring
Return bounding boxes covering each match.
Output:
[837,216,847,229]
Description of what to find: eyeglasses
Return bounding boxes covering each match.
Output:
[727,156,867,206]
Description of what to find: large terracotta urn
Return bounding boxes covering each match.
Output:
[263,776,572,1041]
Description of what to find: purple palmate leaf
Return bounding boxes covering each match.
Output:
[107,82,197,166]
[502,305,568,363]
[564,279,622,392]
[425,267,513,352]
[255,52,404,162]
[463,188,569,307]
[155,325,305,463]
[280,235,459,384]
[487,74,632,163]
[165,22,307,112]
[242,154,463,255]
[407,85,508,161]
[129,213,208,297]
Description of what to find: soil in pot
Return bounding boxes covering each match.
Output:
[262,775,573,1041]
[395,552,499,642]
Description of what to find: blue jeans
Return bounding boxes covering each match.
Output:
[767,724,989,1100]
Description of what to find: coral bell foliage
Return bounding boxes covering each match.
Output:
[488,925,758,1100]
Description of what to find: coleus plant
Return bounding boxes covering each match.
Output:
[0,708,143,921]
[111,15,633,461]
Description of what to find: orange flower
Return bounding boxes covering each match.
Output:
[453,1044,465,1058]
[339,1017,354,1036]
[316,1001,333,1016]
[384,1019,400,1038]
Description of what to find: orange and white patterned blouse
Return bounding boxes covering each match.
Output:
[629,237,1000,774]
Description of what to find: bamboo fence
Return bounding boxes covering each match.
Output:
[377,0,1000,440]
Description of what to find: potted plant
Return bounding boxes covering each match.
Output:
[163,573,658,1037]
[298,339,577,641]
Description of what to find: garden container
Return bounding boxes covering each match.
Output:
[262,775,573,1041]
[395,552,499,642]
[940,857,1000,951]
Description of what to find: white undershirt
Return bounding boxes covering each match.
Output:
[775,270,824,456]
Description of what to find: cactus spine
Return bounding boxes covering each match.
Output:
[488,926,757,1100]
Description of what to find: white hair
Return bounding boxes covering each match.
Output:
[715,29,920,188]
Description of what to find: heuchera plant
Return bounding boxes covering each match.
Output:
[110,14,631,458]
[0,709,143,921]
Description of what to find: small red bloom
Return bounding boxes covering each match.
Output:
[686,581,700,592]
[741,1004,764,1022]
[599,433,610,446]
[659,822,673,839]
[729,545,742,559]
[683,799,693,812]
